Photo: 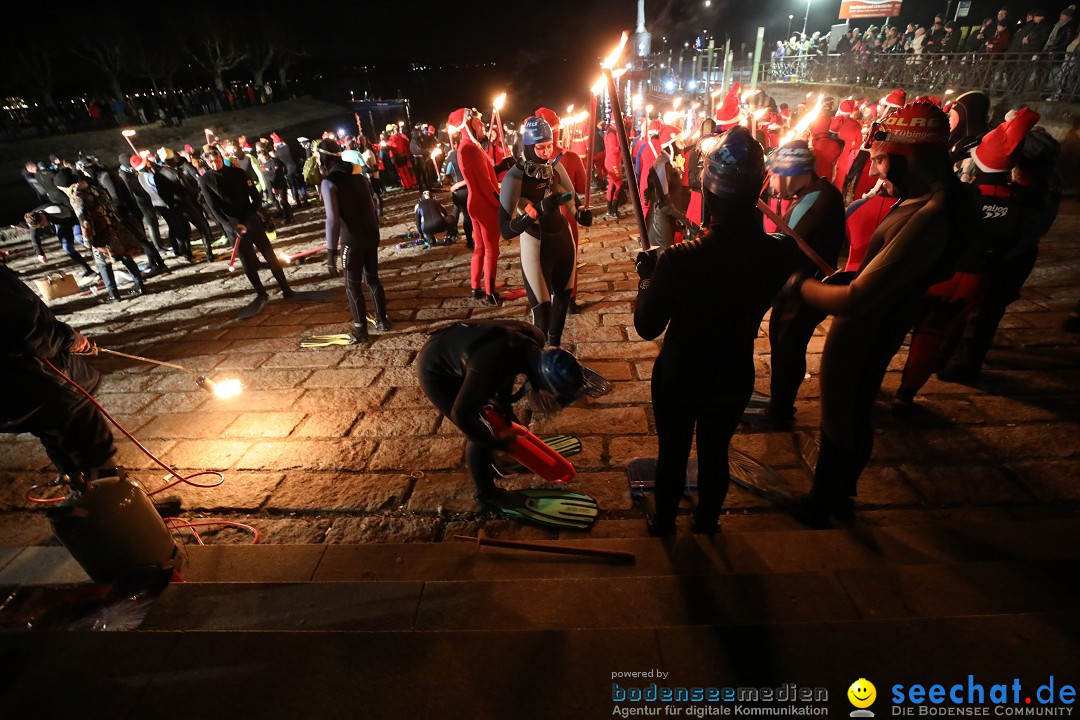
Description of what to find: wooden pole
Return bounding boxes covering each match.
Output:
[604,67,650,250]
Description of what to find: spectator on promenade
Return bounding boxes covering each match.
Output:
[987,20,1013,51]
[1022,10,1052,51]
[941,21,961,52]
[1043,7,1076,52]
[968,18,997,51]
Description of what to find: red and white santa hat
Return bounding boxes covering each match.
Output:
[534,107,562,130]
[658,124,681,147]
[971,106,1041,174]
[881,89,906,109]
[714,83,745,128]
[838,98,856,116]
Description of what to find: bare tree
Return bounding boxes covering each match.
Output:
[130,34,181,94]
[10,42,59,109]
[190,31,248,92]
[245,37,275,88]
[72,41,125,100]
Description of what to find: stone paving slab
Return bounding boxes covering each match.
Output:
[1,191,1078,546]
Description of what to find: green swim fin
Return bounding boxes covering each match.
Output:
[487,488,598,530]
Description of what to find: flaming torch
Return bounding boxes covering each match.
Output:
[584,76,604,209]
[121,129,139,155]
[780,92,823,146]
[601,32,650,250]
[94,347,243,400]
[492,93,510,157]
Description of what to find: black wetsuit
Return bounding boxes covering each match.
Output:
[446,149,472,244]
[635,218,798,531]
[118,158,164,251]
[415,195,453,242]
[499,158,579,346]
[765,176,846,423]
[417,320,547,502]
[200,165,290,297]
[0,264,113,477]
[321,166,388,330]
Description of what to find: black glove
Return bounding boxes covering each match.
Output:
[327,250,340,279]
[494,156,516,175]
[636,249,659,280]
[328,263,340,279]
[574,208,593,227]
[508,213,536,236]
[539,192,572,216]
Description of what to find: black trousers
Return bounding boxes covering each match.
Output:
[768,292,827,419]
[236,214,289,295]
[4,358,114,477]
[943,248,1039,374]
[342,242,387,326]
[159,206,192,258]
[451,188,472,242]
[652,356,750,530]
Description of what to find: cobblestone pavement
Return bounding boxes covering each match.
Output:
[3,188,1079,546]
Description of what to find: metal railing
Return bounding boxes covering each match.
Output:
[648,51,1080,102]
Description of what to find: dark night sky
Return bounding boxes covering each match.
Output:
[0,0,1066,121]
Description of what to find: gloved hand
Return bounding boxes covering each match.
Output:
[636,249,659,279]
[539,192,572,216]
[494,156,516,175]
[328,263,340,279]
[574,208,593,227]
[327,251,340,279]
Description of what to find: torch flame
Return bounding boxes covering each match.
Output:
[431,147,443,158]
[673,97,682,110]
[741,88,757,102]
[780,92,824,146]
[612,68,628,79]
[567,104,575,114]
[212,378,243,399]
[602,32,630,69]
[493,93,506,111]
[591,77,605,95]
[711,88,723,98]
[121,129,136,137]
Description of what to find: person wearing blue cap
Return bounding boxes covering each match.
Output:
[749,140,845,430]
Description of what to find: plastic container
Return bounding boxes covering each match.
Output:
[482,408,576,483]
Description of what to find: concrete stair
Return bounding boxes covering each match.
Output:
[2,519,1079,719]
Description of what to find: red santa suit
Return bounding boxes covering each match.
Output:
[604,124,624,210]
[387,130,415,189]
[450,109,501,295]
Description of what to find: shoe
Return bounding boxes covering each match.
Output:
[568,297,580,315]
[130,287,146,297]
[471,288,484,300]
[891,388,916,417]
[485,292,502,306]
[205,254,216,263]
[281,287,296,299]
[349,327,370,344]
[104,292,122,304]
[375,317,392,332]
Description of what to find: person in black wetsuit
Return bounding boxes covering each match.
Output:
[0,264,115,481]
[445,146,473,248]
[414,190,453,244]
[499,116,593,347]
[319,139,390,344]
[417,319,594,509]
[199,145,293,305]
[118,154,166,254]
[791,101,975,528]
[634,126,799,535]
[754,140,846,429]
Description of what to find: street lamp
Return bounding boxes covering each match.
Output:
[801,0,812,38]
[788,15,795,37]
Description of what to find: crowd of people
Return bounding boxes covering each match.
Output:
[3,71,1074,536]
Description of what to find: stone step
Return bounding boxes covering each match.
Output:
[136,557,1080,632]
[4,613,1079,719]
[4,517,1080,585]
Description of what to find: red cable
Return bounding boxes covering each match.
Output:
[31,359,257,544]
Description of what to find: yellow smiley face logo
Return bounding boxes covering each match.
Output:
[848,679,877,708]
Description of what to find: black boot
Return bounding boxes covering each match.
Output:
[530,301,552,338]
[369,283,392,331]
[547,289,572,347]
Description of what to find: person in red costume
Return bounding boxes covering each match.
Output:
[603,121,625,218]
[449,107,503,304]
[714,83,745,131]
[810,114,843,183]
[636,119,664,217]
[387,127,415,190]
[831,98,864,194]
[535,107,588,311]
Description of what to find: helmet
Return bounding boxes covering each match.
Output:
[878,101,948,155]
[421,190,432,200]
[537,347,584,405]
[522,116,553,146]
[701,125,766,203]
[769,140,815,177]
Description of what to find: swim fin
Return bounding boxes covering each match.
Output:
[486,488,598,530]
[300,334,358,348]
